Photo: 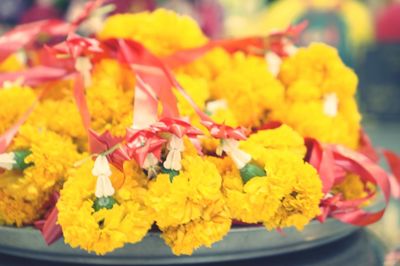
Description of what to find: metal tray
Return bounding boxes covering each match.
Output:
[0,219,358,265]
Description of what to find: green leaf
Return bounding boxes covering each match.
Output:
[161,166,179,182]
[240,163,266,183]
[12,150,33,171]
[93,196,117,212]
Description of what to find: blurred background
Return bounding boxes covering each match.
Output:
[0,0,398,121]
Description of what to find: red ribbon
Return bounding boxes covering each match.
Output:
[0,66,69,87]
[111,39,180,118]
[0,87,50,153]
[0,20,70,62]
[88,129,130,171]
[382,149,400,198]
[125,128,166,167]
[306,138,391,226]
[0,1,106,155]
[358,129,379,163]
[162,21,308,68]
[69,0,105,31]
[33,192,61,245]
[73,72,91,131]
[0,0,104,63]
[151,117,202,138]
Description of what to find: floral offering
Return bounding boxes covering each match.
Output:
[0,2,397,257]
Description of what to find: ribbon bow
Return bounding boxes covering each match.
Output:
[306,138,391,226]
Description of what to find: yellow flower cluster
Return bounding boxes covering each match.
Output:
[27,99,86,149]
[27,59,134,148]
[210,52,285,127]
[57,160,154,255]
[0,54,24,72]
[0,86,36,135]
[175,48,232,81]
[333,174,374,201]
[274,43,361,148]
[147,155,231,255]
[87,59,134,137]
[176,48,285,128]
[0,125,80,226]
[242,125,307,158]
[99,9,208,56]
[209,126,323,231]
[175,73,209,120]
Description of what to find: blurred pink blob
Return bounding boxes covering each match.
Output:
[376,3,400,42]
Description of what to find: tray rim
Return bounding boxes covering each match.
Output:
[0,218,359,265]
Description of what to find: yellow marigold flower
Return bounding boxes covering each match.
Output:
[0,86,36,135]
[148,155,224,227]
[175,73,209,120]
[87,78,134,137]
[333,174,374,201]
[11,125,81,191]
[147,155,231,255]
[58,160,154,255]
[211,108,238,127]
[273,43,361,148]
[241,125,306,158]
[279,43,358,98]
[0,54,24,72]
[211,52,285,127]
[99,9,208,56]
[175,48,232,81]
[27,99,86,149]
[0,125,81,226]
[0,171,44,226]
[249,150,322,231]
[273,98,361,149]
[175,47,284,128]
[209,127,322,230]
[91,59,135,92]
[207,155,285,225]
[162,197,231,255]
[39,80,75,101]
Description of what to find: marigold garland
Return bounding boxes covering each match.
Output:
[147,155,231,255]
[57,160,154,255]
[208,126,323,230]
[274,43,361,148]
[0,125,81,226]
